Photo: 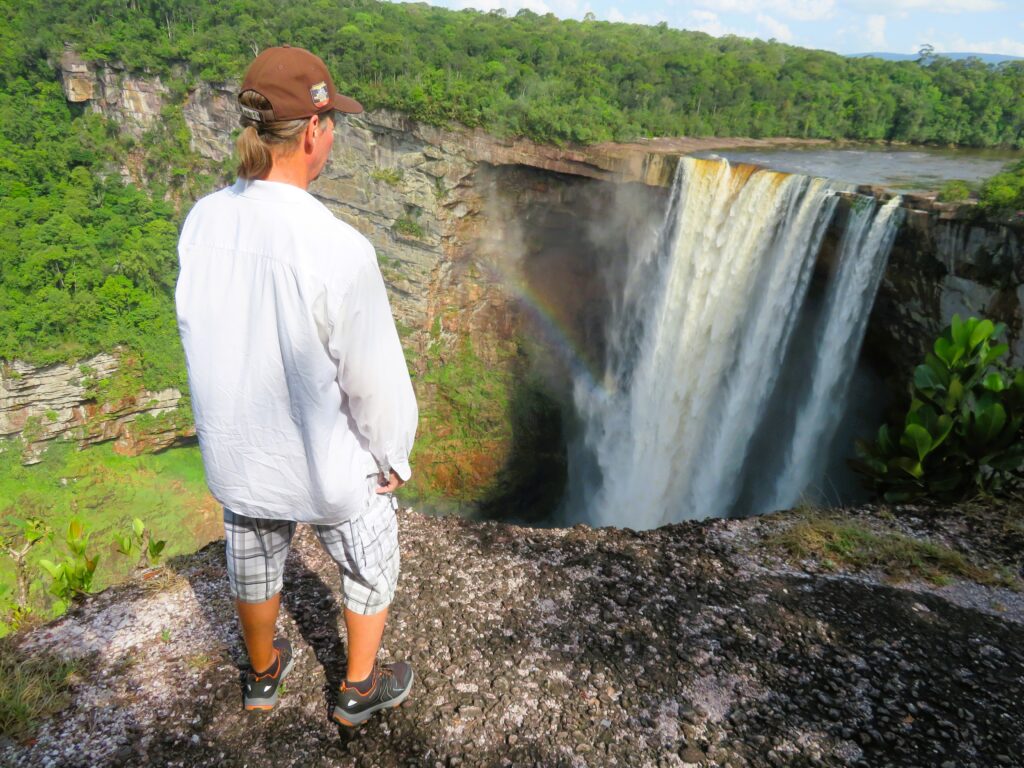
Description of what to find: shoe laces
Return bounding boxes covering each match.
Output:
[378,666,396,697]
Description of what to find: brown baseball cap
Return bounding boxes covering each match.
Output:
[239,45,363,122]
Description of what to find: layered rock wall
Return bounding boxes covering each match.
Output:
[0,351,189,464]
[865,199,1024,383]
[59,50,170,136]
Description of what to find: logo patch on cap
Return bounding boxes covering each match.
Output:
[239,105,264,122]
[310,81,329,109]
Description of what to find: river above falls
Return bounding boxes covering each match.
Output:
[692,144,1022,194]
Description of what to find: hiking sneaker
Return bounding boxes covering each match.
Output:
[244,637,294,711]
[332,661,414,726]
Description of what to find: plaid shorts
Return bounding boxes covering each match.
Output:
[223,475,400,615]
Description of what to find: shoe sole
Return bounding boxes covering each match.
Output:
[244,653,296,711]
[331,669,414,727]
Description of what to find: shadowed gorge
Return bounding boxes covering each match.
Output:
[471,159,904,527]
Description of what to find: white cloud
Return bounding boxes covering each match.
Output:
[692,0,835,21]
[756,14,793,42]
[688,9,728,36]
[848,0,1004,13]
[864,14,887,48]
[941,36,1024,56]
[607,6,657,24]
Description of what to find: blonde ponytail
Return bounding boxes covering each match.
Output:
[236,125,272,180]
[236,91,312,180]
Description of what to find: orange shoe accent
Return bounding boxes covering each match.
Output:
[246,704,275,711]
[253,649,281,682]
[339,672,377,696]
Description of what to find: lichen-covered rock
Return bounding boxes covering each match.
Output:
[2,504,1021,767]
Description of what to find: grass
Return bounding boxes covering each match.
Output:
[400,337,514,505]
[186,652,212,671]
[767,508,1021,589]
[0,641,78,742]
[0,439,221,632]
[370,167,404,186]
[392,216,425,239]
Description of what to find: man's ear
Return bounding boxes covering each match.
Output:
[305,114,321,151]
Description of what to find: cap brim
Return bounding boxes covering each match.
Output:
[332,93,364,114]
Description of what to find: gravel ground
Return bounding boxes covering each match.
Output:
[2,504,1022,768]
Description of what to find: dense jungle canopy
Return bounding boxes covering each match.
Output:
[2,0,1024,148]
[1,0,1023,383]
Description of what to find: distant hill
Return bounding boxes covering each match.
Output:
[849,52,1022,65]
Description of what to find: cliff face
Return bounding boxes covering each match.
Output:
[868,203,1024,380]
[59,51,169,138]
[6,55,1019,489]
[0,351,187,464]
[167,79,822,363]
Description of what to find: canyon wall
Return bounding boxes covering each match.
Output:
[0,353,184,463]
[3,52,1022,487]
[868,200,1024,384]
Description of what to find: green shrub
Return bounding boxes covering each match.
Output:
[936,179,971,202]
[393,216,425,239]
[114,517,166,569]
[370,167,404,186]
[851,315,1024,502]
[979,160,1024,215]
[0,518,49,635]
[38,519,99,612]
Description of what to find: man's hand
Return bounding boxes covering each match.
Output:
[375,469,405,494]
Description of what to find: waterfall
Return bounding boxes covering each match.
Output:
[762,196,904,514]
[566,157,902,528]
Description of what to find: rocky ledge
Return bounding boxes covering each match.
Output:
[2,504,1022,768]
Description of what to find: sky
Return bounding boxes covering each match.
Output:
[390,0,1024,57]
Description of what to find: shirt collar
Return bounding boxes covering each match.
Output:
[231,178,316,204]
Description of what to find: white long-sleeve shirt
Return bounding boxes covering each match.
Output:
[175,179,417,524]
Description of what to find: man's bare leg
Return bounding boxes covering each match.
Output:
[237,594,280,672]
[344,605,388,682]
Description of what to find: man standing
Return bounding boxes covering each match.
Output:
[175,45,418,727]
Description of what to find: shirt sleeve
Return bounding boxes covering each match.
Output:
[326,253,418,481]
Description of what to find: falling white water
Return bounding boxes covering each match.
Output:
[762,196,904,514]
[567,157,902,528]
